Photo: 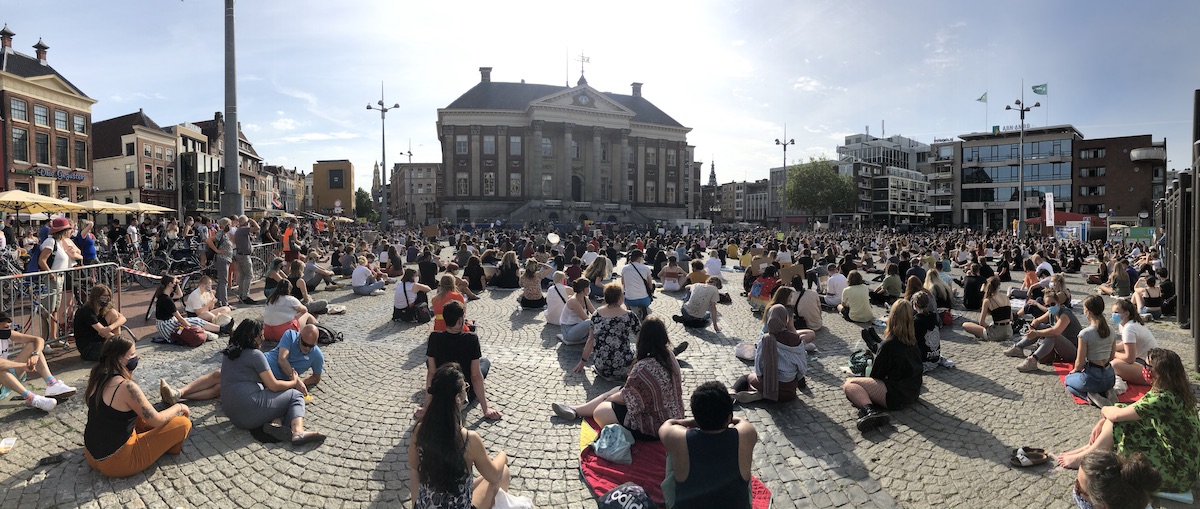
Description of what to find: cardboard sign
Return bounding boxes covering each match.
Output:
[424,225,439,239]
[778,263,806,287]
[750,256,770,276]
[750,247,765,257]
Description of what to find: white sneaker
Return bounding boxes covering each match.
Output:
[938,357,956,368]
[27,394,57,412]
[555,334,564,342]
[371,289,386,296]
[44,380,76,399]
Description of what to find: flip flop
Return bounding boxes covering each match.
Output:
[1011,446,1046,457]
[291,432,326,446]
[1010,449,1049,467]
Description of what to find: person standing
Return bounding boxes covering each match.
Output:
[206,218,235,307]
[234,216,261,305]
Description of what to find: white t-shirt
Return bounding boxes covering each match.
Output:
[1036,261,1054,276]
[545,283,570,325]
[351,265,373,287]
[126,225,140,246]
[39,238,71,270]
[705,257,723,277]
[184,288,212,313]
[581,251,599,267]
[823,273,848,305]
[683,283,720,318]
[621,262,651,300]
[393,282,418,309]
[1120,322,1158,359]
[263,295,302,326]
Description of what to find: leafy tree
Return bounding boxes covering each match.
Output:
[784,157,855,216]
[355,188,379,222]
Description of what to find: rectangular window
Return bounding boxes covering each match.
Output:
[483,172,495,196]
[455,135,468,155]
[10,99,27,121]
[457,172,469,196]
[35,133,50,164]
[601,142,610,162]
[509,174,521,196]
[571,140,579,160]
[155,146,163,160]
[646,181,656,203]
[33,105,49,126]
[541,137,553,157]
[144,143,152,157]
[166,148,174,162]
[125,142,135,156]
[509,136,521,156]
[541,174,553,196]
[666,182,677,203]
[646,147,657,165]
[37,183,51,196]
[126,170,135,188]
[54,110,68,130]
[11,127,29,161]
[74,140,86,168]
[600,177,610,201]
[73,114,86,134]
[329,169,344,189]
[483,135,495,155]
[55,136,69,167]
[627,180,635,201]
[145,164,153,188]
[666,149,677,167]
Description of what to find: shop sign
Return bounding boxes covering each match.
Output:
[34,168,86,181]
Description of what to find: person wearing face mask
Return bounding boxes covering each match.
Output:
[0,311,76,411]
[1010,292,1082,372]
[184,275,234,327]
[1063,295,1118,407]
[205,217,235,307]
[74,285,129,362]
[83,335,191,477]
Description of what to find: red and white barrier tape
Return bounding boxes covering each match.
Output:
[118,266,205,280]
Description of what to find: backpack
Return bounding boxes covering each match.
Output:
[25,241,56,273]
[171,324,208,347]
[748,280,765,298]
[848,349,874,376]
[314,323,343,345]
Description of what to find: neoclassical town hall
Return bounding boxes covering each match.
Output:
[436,67,698,225]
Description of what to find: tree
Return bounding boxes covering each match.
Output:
[784,157,855,217]
[355,188,379,223]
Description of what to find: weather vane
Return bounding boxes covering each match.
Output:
[576,51,589,78]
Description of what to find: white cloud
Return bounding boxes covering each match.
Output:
[271,118,303,131]
[792,77,845,94]
[268,132,360,144]
[242,123,261,133]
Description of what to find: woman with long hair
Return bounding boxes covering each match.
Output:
[1109,299,1158,386]
[153,275,226,343]
[385,244,404,278]
[1133,276,1164,320]
[558,278,595,345]
[1056,349,1200,493]
[923,269,954,310]
[74,284,129,362]
[735,303,816,403]
[83,336,191,477]
[394,268,433,320]
[463,256,487,294]
[572,283,641,381]
[220,319,324,445]
[431,274,467,332]
[551,316,684,440]
[1072,450,1162,509]
[963,276,1012,342]
[489,251,520,288]
[842,299,923,432]
[1064,295,1118,405]
[583,257,608,298]
[518,259,553,309]
[263,279,318,342]
[409,363,512,508]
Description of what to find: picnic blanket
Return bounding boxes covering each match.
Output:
[579,418,772,508]
[1052,362,1150,405]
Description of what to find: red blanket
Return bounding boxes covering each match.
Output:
[579,419,771,508]
[1052,362,1150,405]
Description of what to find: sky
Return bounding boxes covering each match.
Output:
[4,0,1198,190]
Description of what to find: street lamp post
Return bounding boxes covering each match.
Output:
[401,149,413,225]
[367,86,400,231]
[1006,97,1039,237]
[775,136,794,226]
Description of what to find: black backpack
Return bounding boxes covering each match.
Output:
[314,323,343,345]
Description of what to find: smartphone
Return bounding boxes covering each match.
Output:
[37,452,72,466]
[0,437,15,454]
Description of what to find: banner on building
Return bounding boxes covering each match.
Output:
[1045,192,1055,225]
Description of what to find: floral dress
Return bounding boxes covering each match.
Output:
[414,446,473,509]
[1113,390,1200,492]
[590,311,640,379]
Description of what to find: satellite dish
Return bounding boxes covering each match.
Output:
[547,232,560,245]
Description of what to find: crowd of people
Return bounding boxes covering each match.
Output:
[5,213,1196,508]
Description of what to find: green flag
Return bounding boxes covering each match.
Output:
[976,92,987,103]
[1032,83,1048,95]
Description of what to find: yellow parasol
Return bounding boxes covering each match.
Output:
[0,189,87,215]
[73,199,138,214]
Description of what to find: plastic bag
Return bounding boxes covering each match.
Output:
[593,424,634,464]
[492,488,534,509]
[734,342,756,361]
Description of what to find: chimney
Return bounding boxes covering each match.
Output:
[631,82,643,98]
[0,25,13,53]
[32,38,48,65]
[479,67,492,83]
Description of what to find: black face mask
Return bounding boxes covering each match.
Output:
[125,356,140,372]
[0,328,10,340]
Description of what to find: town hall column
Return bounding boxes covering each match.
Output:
[532,120,544,198]
[441,125,455,199]
[469,125,481,198]
[590,126,602,202]
[497,125,508,198]
[619,129,631,204]
[562,123,574,199]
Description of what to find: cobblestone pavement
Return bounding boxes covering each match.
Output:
[0,253,1196,508]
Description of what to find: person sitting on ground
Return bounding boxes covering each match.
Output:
[959,263,986,310]
[220,319,324,445]
[420,301,501,420]
[1063,295,1118,406]
[565,256,584,282]
[1008,292,1082,372]
[705,249,724,277]
[1110,299,1158,387]
[184,275,234,327]
[842,299,923,433]
[923,269,955,310]
[963,276,1012,342]
[869,263,902,307]
[1071,450,1162,509]
[1132,276,1163,320]
[621,250,654,317]
[1155,268,1175,316]
[912,291,954,372]
[488,251,521,288]
[463,256,488,295]
[352,255,388,296]
[659,256,686,292]
[82,336,190,477]
[431,275,467,333]
[838,271,875,323]
[675,276,723,332]
[821,264,847,308]
[901,275,924,303]
[544,271,572,326]
[74,285,129,362]
[733,303,815,403]
[1098,260,1133,297]
[686,259,709,286]
[302,249,342,292]
[659,381,757,509]
[583,256,609,298]
[0,311,76,411]
[558,278,595,345]
[790,278,823,331]
[442,262,481,301]
[1055,348,1200,494]
[552,316,684,440]
[394,268,434,321]
[518,259,553,309]
[263,280,318,342]
[1087,254,1111,286]
[747,265,781,313]
[384,245,405,278]
[153,275,227,343]
[573,283,641,381]
[408,363,512,509]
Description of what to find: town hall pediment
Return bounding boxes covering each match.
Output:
[528,86,634,117]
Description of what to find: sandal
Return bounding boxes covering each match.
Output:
[1011,446,1046,457]
[1010,449,1048,467]
[291,432,326,446]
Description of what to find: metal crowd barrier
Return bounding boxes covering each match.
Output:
[250,242,279,282]
[0,263,123,343]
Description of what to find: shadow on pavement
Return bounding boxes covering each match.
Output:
[888,399,1012,465]
[925,366,1023,400]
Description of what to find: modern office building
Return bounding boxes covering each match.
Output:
[437,67,693,225]
[744,179,769,222]
[1073,135,1166,225]
[311,159,355,217]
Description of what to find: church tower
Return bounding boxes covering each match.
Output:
[707,161,717,187]
[371,162,381,205]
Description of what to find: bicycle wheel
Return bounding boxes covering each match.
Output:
[134,258,160,289]
[251,256,267,282]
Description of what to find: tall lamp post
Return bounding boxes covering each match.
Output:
[401,149,413,225]
[367,87,400,231]
[1005,98,1039,237]
[775,136,794,226]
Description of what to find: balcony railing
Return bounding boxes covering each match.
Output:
[1130,147,1166,162]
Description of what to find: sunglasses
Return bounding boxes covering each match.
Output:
[300,339,317,349]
